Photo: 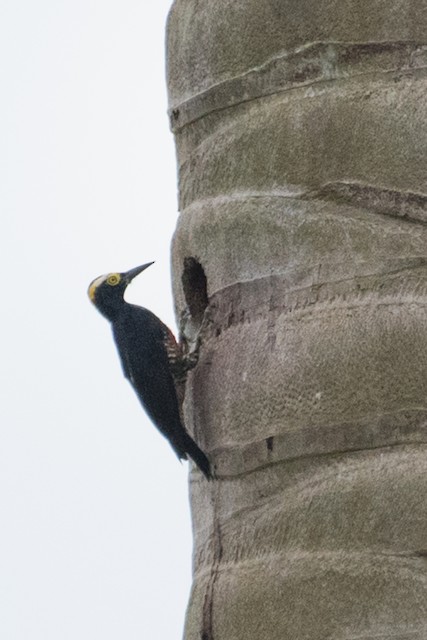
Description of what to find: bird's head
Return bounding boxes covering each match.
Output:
[88,262,154,320]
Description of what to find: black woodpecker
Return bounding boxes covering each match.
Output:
[88,262,212,479]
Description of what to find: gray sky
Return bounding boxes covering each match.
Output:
[1,2,195,638]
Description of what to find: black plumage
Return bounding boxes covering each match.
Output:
[88,263,212,479]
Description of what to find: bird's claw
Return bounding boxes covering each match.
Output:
[180,333,201,372]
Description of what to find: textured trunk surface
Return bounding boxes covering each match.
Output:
[166,2,427,639]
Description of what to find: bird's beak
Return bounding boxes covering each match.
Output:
[123,262,154,284]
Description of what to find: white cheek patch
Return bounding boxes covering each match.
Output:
[88,274,108,301]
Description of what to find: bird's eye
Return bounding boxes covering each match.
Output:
[107,274,121,286]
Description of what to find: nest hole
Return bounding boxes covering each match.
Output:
[182,257,208,325]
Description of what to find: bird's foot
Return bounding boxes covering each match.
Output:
[180,334,201,372]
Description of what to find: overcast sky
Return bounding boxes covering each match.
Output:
[1,2,195,638]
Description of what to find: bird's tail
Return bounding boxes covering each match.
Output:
[182,432,213,480]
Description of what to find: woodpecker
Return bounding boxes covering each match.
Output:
[88,262,212,479]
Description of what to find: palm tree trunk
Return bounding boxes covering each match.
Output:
[166,2,427,638]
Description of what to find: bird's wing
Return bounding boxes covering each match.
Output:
[113,309,188,453]
[112,327,135,382]
[112,307,211,476]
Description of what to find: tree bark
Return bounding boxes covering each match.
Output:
[166,2,427,639]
